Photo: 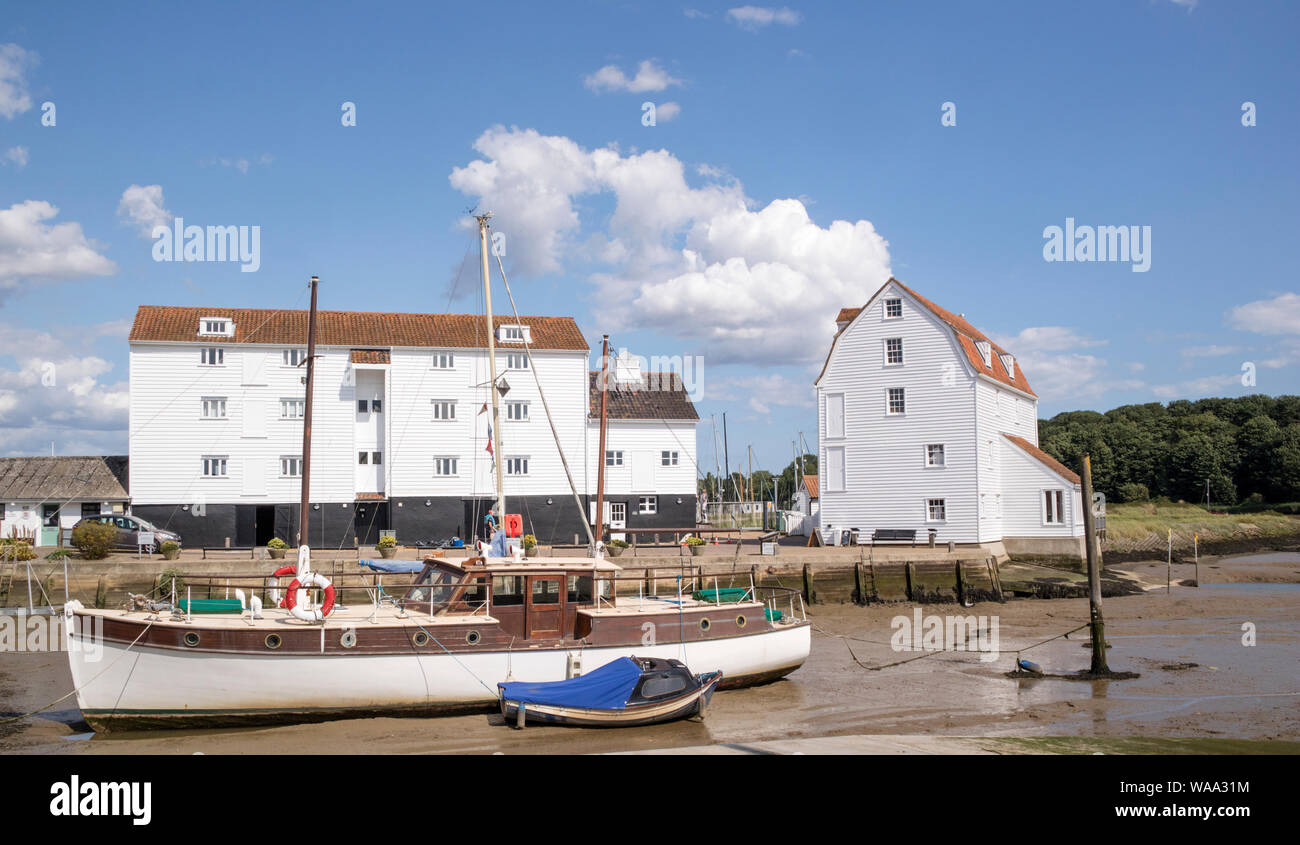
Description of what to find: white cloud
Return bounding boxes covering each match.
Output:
[0,43,36,119]
[449,126,892,365]
[684,8,710,19]
[4,146,28,168]
[726,6,802,30]
[116,184,173,238]
[1151,373,1240,400]
[201,153,274,174]
[0,324,129,455]
[1227,292,1300,335]
[709,373,814,414]
[584,60,682,93]
[656,101,682,122]
[0,200,116,301]
[989,327,1127,401]
[1180,344,1241,358]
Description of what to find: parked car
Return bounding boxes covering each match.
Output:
[72,515,181,553]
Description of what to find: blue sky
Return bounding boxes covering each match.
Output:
[1,0,1297,480]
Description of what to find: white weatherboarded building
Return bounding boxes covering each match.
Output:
[814,278,1085,561]
[127,306,697,548]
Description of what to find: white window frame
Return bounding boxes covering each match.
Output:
[638,496,658,515]
[925,443,945,467]
[498,325,530,343]
[431,400,456,421]
[886,387,906,416]
[926,498,947,523]
[282,348,306,368]
[434,457,459,477]
[661,450,679,467]
[431,352,455,369]
[884,337,904,366]
[883,298,903,319]
[200,347,224,366]
[505,352,529,370]
[1043,489,1066,525]
[280,398,305,419]
[202,456,228,477]
[199,317,233,337]
[201,397,228,419]
[605,450,623,467]
[976,340,992,368]
[280,456,303,478]
[506,456,529,476]
[506,401,529,421]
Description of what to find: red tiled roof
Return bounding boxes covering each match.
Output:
[589,372,699,421]
[130,306,589,351]
[1003,434,1080,485]
[349,349,390,364]
[825,278,1036,397]
[801,475,819,499]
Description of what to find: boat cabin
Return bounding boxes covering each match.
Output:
[400,557,620,642]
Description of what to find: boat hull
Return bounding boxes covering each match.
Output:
[68,622,809,731]
[500,673,721,728]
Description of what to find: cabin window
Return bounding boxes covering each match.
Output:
[927,498,947,522]
[567,575,594,604]
[280,398,305,419]
[885,337,903,365]
[926,444,945,467]
[640,674,689,699]
[200,347,224,366]
[887,388,906,415]
[432,400,456,420]
[434,457,458,476]
[280,456,302,477]
[202,456,228,477]
[201,397,227,419]
[638,496,657,515]
[1044,489,1065,525]
[283,348,306,367]
[884,298,903,319]
[531,578,561,605]
[491,575,525,606]
[605,450,623,467]
[661,450,678,466]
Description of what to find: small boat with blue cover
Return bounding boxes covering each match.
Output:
[499,656,721,727]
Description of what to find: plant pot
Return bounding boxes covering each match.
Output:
[525,546,538,558]
[162,549,180,561]
[378,547,397,559]
[268,547,286,559]
[688,545,704,556]
[607,545,624,558]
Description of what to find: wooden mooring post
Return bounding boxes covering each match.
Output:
[1081,454,1109,674]
[801,563,815,605]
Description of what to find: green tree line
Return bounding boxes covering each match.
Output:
[1038,394,1300,506]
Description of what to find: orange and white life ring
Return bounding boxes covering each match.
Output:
[267,565,298,608]
[284,571,335,622]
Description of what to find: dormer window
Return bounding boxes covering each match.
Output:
[976,341,992,368]
[199,317,233,337]
[884,298,903,319]
[1000,353,1015,377]
[497,325,530,343]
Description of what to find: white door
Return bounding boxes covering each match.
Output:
[609,502,626,541]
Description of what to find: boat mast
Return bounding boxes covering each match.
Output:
[298,275,318,547]
[478,214,506,523]
[593,335,610,544]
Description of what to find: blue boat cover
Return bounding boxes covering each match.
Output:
[359,560,425,573]
[498,657,644,710]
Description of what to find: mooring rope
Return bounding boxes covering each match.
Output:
[815,620,1094,671]
[1,618,156,725]
[403,616,501,698]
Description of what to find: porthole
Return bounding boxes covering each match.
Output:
[183,632,200,648]
[466,630,481,645]
[340,629,357,649]
[265,633,282,650]
[413,631,429,647]
[736,615,747,628]
[699,618,711,632]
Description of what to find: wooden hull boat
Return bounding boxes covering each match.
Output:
[499,657,721,727]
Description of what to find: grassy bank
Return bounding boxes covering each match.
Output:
[1103,501,1300,552]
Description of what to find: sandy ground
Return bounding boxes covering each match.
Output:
[2,552,1297,755]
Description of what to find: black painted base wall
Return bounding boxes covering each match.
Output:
[134,494,698,548]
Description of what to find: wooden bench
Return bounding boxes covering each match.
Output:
[869,529,917,547]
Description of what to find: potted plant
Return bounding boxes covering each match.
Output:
[606,538,629,558]
[267,537,288,559]
[160,540,181,561]
[377,535,398,559]
[685,536,706,557]
[522,534,539,558]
